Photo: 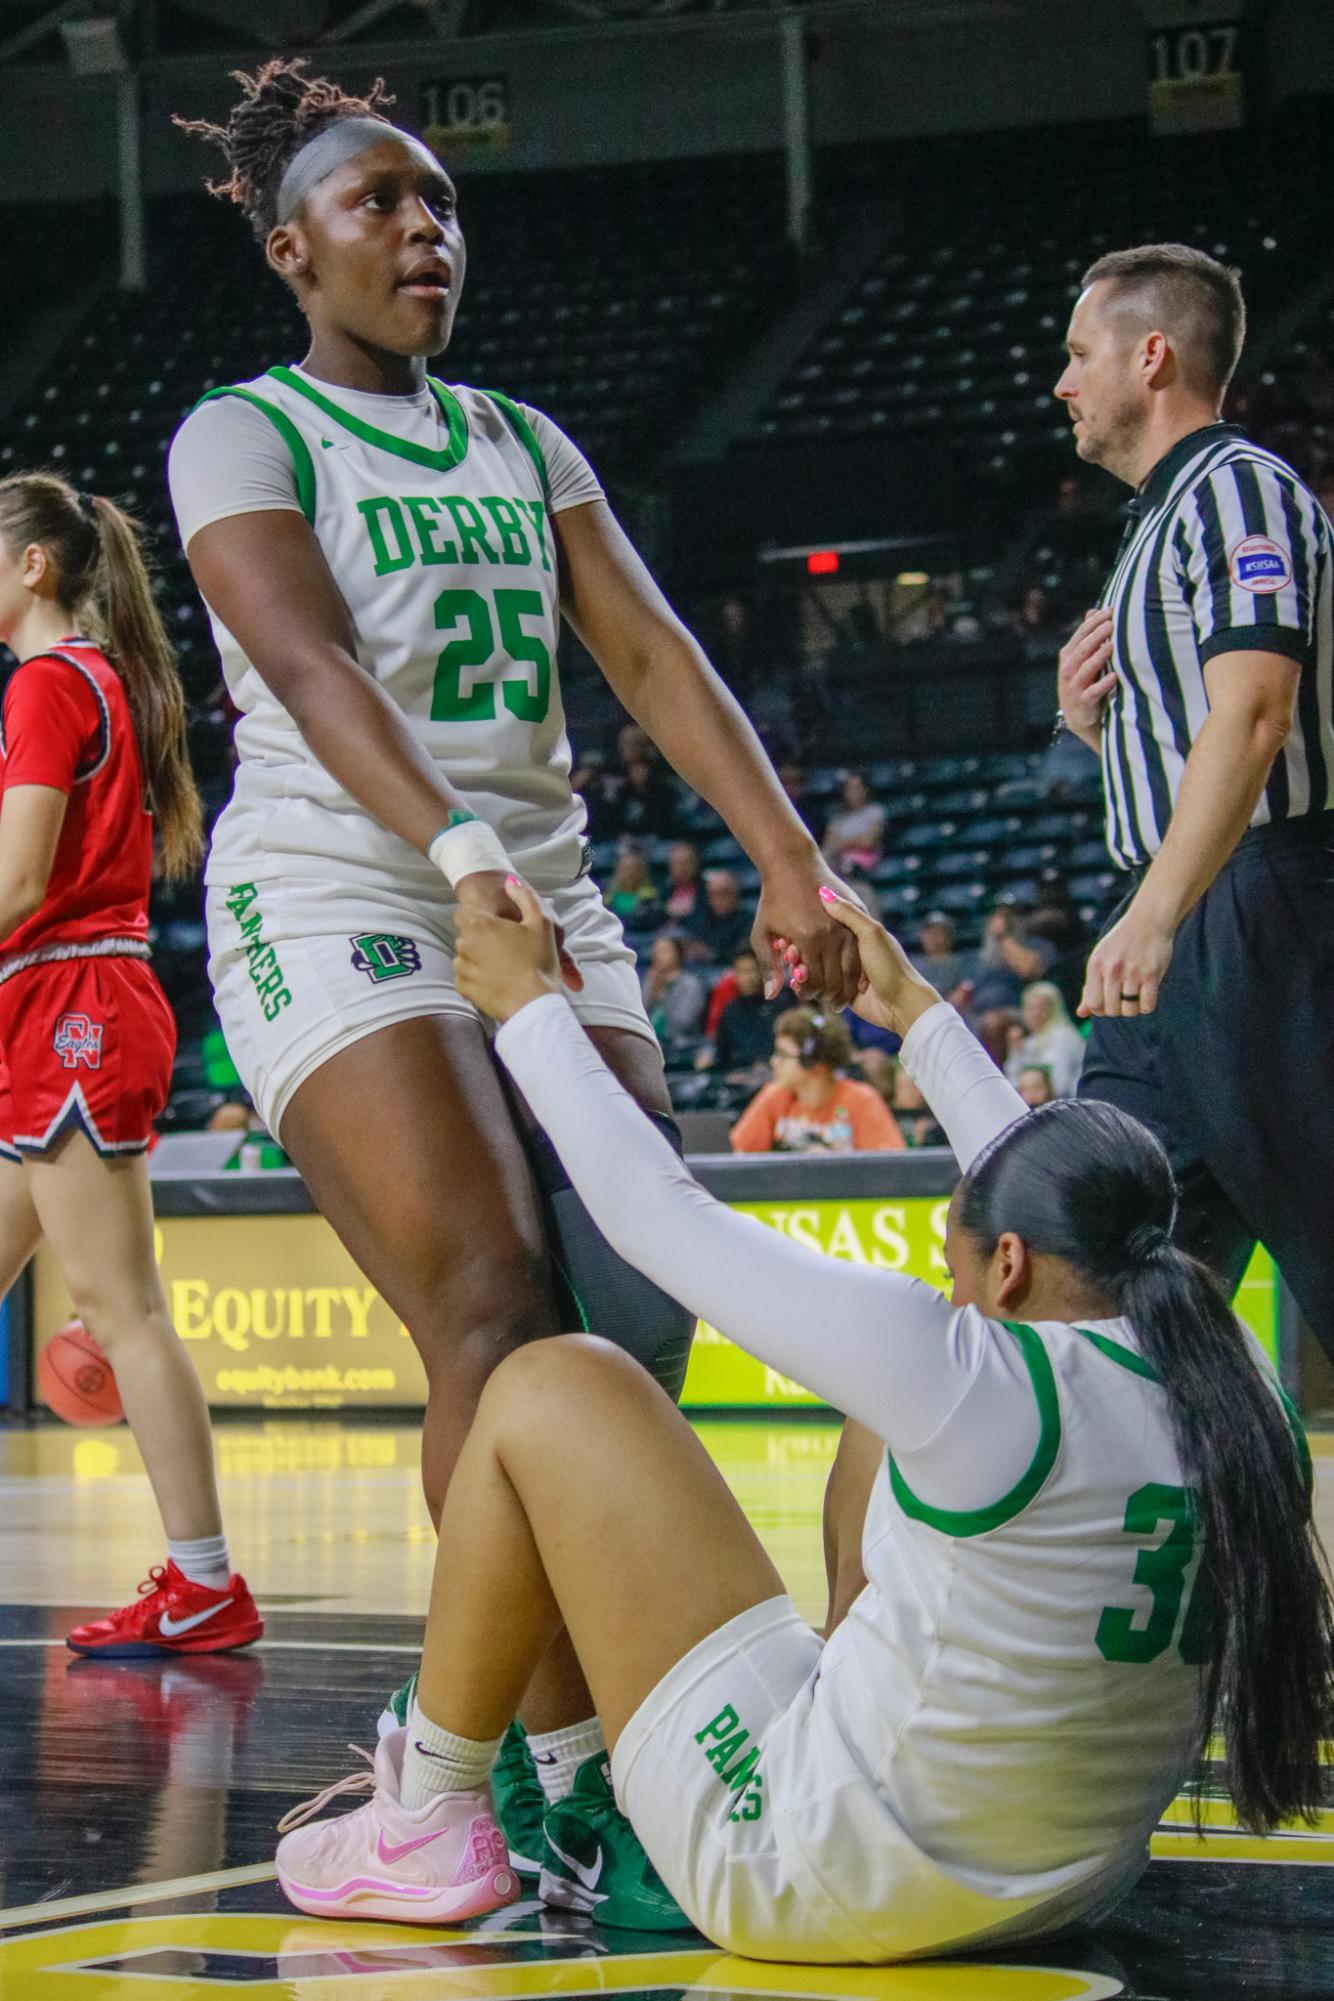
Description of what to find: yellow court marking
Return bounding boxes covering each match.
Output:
[1153,1828,1334,1865]
[0,1864,277,1933]
[1153,1792,1334,1866]
[0,1914,1125,1999]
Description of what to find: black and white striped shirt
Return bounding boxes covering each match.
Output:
[1098,422,1334,869]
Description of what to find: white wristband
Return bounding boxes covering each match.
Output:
[427,817,511,888]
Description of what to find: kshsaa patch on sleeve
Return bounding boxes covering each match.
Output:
[1229,534,1293,593]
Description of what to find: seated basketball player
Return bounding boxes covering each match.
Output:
[274,886,1331,1964]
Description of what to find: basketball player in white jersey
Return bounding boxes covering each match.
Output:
[274,886,1330,1958]
[168,61,861,1915]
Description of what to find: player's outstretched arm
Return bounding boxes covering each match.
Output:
[552,499,862,1007]
[455,883,1021,1454]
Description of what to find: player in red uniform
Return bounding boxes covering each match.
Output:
[0,472,261,1655]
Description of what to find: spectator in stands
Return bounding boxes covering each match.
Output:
[1006,981,1086,1098]
[706,594,761,703]
[694,946,782,1089]
[570,748,619,843]
[603,847,662,931]
[821,770,885,875]
[908,911,972,1001]
[963,897,1055,1016]
[890,1066,947,1149]
[663,840,702,923]
[683,869,754,968]
[1009,585,1054,639]
[730,1008,904,1154]
[777,761,826,844]
[641,934,705,1060]
[612,752,679,841]
[1049,473,1109,564]
[1016,1064,1056,1109]
[843,1004,899,1091]
[1027,870,1090,1015]
[976,1005,1022,1074]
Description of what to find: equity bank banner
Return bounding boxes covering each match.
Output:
[30,1201,1279,1411]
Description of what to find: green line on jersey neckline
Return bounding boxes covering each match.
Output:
[1075,1325,1161,1381]
[268,364,470,473]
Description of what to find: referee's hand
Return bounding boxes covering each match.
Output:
[1058,609,1117,747]
[1078,904,1174,1020]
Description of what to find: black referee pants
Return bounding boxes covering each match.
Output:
[1078,811,1334,1360]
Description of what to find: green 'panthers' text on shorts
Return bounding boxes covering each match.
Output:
[225,883,292,1022]
[695,1704,765,1823]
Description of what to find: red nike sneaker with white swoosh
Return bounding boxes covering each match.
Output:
[276,1729,520,1925]
[65,1560,264,1657]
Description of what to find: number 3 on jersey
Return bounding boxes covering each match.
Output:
[1097,1482,1211,1666]
[431,586,551,723]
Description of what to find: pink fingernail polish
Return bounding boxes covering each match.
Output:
[818,886,836,903]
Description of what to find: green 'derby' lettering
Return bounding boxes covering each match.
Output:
[694,1704,765,1824]
[357,493,549,578]
[225,882,292,1022]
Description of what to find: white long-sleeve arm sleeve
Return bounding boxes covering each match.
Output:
[895,1001,1028,1170]
[495,996,1034,1467]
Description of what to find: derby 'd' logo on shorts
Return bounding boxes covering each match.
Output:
[1229,534,1292,594]
[52,1013,103,1069]
[350,933,423,984]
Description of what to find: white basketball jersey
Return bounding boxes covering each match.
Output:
[779,1317,1208,1953]
[189,367,586,896]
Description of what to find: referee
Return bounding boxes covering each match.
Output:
[1053,243,1334,1355]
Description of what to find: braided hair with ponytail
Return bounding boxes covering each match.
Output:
[173,58,395,242]
[0,473,203,880]
[958,1095,1334,1833]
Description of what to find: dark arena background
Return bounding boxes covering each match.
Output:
[0,2,1332,1996]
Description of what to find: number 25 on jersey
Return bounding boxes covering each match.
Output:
[432,586,551,723]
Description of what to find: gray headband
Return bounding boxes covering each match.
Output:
[275,117,410,224]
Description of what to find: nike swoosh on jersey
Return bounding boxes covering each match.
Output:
[545,1835,604,1894]
[157,1596,234,1639]
[376,1826,449,1864]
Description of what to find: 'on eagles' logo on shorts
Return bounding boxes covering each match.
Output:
[1229,534,1292,594]
[349,933,423,984]
[52,1013,104,1069]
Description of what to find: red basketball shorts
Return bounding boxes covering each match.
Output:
[0,954,175,1159]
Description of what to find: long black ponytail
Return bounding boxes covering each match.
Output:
[959,1097,1334,1833]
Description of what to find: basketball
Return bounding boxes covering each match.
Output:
[37,1320,124,1428]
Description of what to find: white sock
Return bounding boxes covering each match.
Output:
[527,1716,606,1805]
[166,1534,231,1591]
[400,1696,503,1811]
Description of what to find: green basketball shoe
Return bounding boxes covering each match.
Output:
[377,1669,416,1739]
[377,1673,544,1875]
[540,1751,693,1930]
[490,1717,547,1875]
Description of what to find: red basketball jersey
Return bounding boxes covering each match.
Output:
[0,638,152,962]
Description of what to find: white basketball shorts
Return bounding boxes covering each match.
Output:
[206,871,652,1139]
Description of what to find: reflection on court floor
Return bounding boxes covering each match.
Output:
[0,1421,1330,1999]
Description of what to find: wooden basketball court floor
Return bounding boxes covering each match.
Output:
[1,1415,1332,2001]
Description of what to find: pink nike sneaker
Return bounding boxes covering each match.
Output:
[276,1728,520,1926]
[66,1561,263,1656]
